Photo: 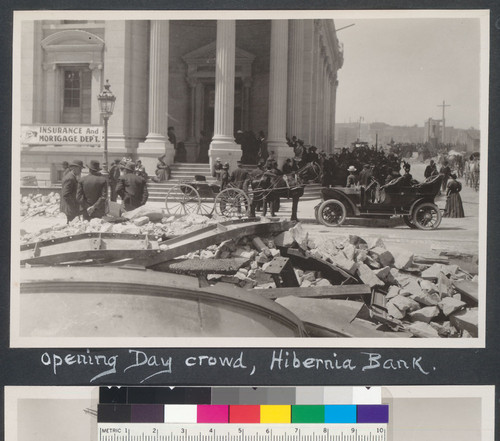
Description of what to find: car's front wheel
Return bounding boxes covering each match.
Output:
[317,199,347,227]
[411,202,442,230]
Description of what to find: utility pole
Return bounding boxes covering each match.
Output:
[437,100,450,144]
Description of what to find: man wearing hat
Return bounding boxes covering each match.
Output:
[346,165,357,188]
[230,160,249,190]
[358,164,373,187]
[60,159,84,223]
[212,157,223,182]
[116,161,149,211]
[77,159,108,220]
[220,162,230,190]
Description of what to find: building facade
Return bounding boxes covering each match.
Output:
[20,19,343,185]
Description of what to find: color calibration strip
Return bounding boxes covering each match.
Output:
[98,404,388,424]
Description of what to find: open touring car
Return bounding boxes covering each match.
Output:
[315,174,443,230]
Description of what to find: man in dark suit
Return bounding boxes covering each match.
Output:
[230,161,249,189]
[77,159,108,220]
[116,161,149,211]
[60,159,84,223]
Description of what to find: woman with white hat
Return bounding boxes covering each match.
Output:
[346,165,358,188]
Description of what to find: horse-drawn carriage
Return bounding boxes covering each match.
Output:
[164,162,321,220]
[315,174,443,230]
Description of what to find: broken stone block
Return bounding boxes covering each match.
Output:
[301,279,312,288]
[408,306,440,324]
[370,247,394,267]
[274,231,294,247]
[302,271,316,282]
[349,235,367,246]
[269,248,281,257]
[421,264,444,281]
[367,236,385,249]
[419,279,439,294]
[365,255,382,269]
[386,285,401,300]
[252,237,272,256]
[407,321,440,338]
[392,247,414,270]
[411,291,441,306]
[389,295,420,313]
[315,278,332,287]
[253,269,274,284]
[400,279,422,297]
[438,297,466,316]
[355,249,368,263]
[342,244,356,261]
[374,266,396,285]
[256,253,270,264]
[386,302,405,320]
[288,223,309,251]
[329,253,358,273]
[356,263,384,288]
[431,321,460,338]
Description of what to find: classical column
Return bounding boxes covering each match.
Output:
[209,20,241,171]
[267,20,293,168]
[89,62,103,125]
[187,77,198,142]
[287,20,304,140]
[331,77,339,152]
[138,20,174,166]
[241,77,252,131]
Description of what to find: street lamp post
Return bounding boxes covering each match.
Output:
[97,79,116,175]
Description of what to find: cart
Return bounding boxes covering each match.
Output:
[165,179,251,218]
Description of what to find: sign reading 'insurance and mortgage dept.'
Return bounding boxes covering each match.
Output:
[21,125,104,145]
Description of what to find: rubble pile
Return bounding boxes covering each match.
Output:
[20,207,226,245]
[21,192,61,218]
[182,223,478,338]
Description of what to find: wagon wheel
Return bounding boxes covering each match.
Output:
[317,199,346,227]
[402,215,418,229]
[411,202,442,230]
[214,188,251,218]
[165,183,201,216]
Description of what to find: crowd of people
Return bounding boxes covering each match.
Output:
[59,157,149,224]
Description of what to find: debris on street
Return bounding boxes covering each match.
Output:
[19,198,479,338]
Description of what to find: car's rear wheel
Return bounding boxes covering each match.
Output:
[411,202,442,230]
[402,215,418,229]
[317,199,347,227]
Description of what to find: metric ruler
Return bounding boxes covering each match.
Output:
[98,423,388,441]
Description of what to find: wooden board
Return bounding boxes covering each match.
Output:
[255,284,371,300]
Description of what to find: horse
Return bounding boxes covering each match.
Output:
[248,162,321,221]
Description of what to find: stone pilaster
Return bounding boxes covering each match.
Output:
[267,20,293,168]
[287,20,304,140]
[209,20,241,171]
[138,20,174,169]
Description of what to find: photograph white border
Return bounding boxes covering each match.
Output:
[10,9,489,348]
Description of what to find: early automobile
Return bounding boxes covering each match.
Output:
[315,174,443,230]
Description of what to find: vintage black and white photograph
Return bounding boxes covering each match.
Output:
[11,10,488,347]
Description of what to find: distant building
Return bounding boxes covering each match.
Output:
[20,19,343,185]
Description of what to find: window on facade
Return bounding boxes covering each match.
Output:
[63,70,81,108]
[62,20,88,24]
[61,67,91,124]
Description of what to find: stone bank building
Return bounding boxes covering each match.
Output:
[20,19,343,184]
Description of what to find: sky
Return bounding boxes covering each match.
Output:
[334,18,481,130]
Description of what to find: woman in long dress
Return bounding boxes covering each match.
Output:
[444,173,465,218]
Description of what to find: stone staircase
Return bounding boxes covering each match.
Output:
[148,163,322,204]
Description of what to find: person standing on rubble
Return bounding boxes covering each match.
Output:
[77,159,108,220]
[116,161,149,211]
[60,159,84,223]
